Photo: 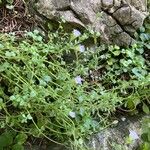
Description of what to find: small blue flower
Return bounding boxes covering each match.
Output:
[129,130,139,140]
[79,45,85,53]
[73,29,81,37]
[69,111,76,118]
[75,76,83,84]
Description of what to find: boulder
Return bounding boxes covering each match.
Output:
[30,0,148,46]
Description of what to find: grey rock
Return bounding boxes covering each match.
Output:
[24,115,148,150]
[88,114,146,150]
[30,0,148,46]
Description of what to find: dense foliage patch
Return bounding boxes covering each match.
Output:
[1,0,150,147]
[0,22,149,149]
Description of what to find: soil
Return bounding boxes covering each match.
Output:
[0,0,36,35]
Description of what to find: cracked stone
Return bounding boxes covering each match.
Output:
[30,0,148,46]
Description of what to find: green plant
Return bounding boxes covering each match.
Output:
[76,42,150,114]
[0,131,27,150]
[0,22,150,149]
[140,117,150,150]
[0,29,122,149]
[0,0,13,6]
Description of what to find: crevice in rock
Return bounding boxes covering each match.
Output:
[56,6,71,11]
[109,5,125,14]
[101,8,135,39]
[28,0,148,46]
[56,5,86,26]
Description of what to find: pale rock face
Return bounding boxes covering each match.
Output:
[32,0,148,46]
[88,115,147,150]
[24,115,149,150]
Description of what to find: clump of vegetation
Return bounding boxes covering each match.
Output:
[0,21,149,149]
[0,29,120,150]
[0,0,150,146]
[140,117,150,150]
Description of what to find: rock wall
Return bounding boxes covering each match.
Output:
[31,0,148,46]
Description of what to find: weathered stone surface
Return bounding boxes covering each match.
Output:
[24,114,148,150]
[31,0,148,46]
[88,114,145,150]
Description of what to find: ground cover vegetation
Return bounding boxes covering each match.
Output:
[0,0,150,150]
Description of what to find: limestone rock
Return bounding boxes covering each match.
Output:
[31,0,148,46]
[24,115,148,150]
[88,114,145,150]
